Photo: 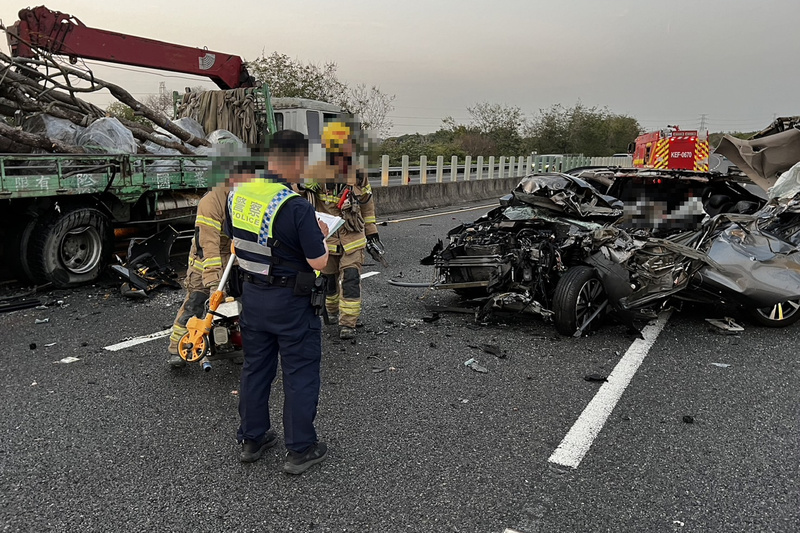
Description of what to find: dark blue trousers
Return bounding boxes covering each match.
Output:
[237,282,322,453]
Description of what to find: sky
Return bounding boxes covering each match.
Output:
[2,0,799,136]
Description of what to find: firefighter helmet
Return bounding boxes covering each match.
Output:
[322,121,352,153]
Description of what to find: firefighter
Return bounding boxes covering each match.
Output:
[167,148,256,368]
[299,121,385,340]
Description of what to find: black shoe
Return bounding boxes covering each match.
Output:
[283,442,328,474]
[240,430,279,463]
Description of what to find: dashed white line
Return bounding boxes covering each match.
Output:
[104,329,172,352]
[548,310,672,469]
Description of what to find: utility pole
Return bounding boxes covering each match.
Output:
[699,113,708,133]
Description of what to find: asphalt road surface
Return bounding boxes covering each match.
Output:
[1,200,798,532]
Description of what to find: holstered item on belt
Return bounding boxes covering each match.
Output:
[228,265,244,298]
[310,275,327,319]
[293,271,317,296]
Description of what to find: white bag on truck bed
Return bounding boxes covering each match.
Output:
[77,117,137,154]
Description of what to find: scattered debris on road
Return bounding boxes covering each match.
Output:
[705,317,744,334]
[464,358,489,373]
[55,356,80,364]
[110,226,182,298]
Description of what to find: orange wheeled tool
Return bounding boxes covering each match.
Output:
[177,254,239,366]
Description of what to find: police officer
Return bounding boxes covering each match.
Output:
[226,130,330,474]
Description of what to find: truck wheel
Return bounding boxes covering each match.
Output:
[747,300,800,328]
[29,207,113,287]
[6,215,38,283]
[553,266,606,336]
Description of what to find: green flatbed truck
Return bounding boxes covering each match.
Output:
[0,152,214,287]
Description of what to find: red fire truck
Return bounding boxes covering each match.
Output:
[632,126,709,171]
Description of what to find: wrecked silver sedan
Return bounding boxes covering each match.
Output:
[425,170,800,335]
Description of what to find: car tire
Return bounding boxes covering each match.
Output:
[553,266,606,336]
[28,207,113,287]
[747,300,800,328]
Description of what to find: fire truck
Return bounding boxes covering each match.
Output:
[632,126,709,171]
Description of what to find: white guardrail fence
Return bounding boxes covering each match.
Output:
[367,154,633,186]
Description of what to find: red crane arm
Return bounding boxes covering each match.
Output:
[7,6,255,90]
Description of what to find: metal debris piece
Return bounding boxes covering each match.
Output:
[44,342,57,347]
[422,313,440,323]
[705,317,744,334]
[584,373,608,382]
[110,226,181,297]
[710,362,731,368]
[35,318,49,324]
[55,356,80,364]
[480,343,502,356]
[463,358,488,373]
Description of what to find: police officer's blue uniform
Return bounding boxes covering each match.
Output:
[226,174,327,453]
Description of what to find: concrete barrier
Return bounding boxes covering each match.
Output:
[372,177,520,215]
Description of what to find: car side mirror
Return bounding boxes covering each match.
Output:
[499,194,513,207]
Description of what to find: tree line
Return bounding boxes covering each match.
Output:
[102,51,757,163]
[381,102,642,165]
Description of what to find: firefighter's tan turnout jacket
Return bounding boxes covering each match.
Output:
[299,162,377,255]
[188,185,232,288]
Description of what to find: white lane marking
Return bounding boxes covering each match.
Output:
[106,274,381,351]
[104,329,172,352]
[548,310,672,469]
[381,204,495,224]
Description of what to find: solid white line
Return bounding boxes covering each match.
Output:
[548,310,672,469]
[381,204,495,224]
[104,329,172,352]
[361,271,380,279]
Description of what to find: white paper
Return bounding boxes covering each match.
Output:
[316,212,345,238]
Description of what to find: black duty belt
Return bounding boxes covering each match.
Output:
[244,273,296,288]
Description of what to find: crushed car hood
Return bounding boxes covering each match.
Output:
[513,174,623,219]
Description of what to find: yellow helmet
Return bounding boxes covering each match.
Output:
[322,121,352,153]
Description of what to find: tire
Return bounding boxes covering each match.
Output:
[747,300,800,328]
[5,215,38,283]
[553,266,606,336]
[28,207,113,288]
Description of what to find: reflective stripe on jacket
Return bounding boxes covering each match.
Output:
[189,186,231,287]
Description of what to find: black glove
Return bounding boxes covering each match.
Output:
[366,234,388,267]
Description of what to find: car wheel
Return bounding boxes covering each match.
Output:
[747,300,800,327]
[29,207,113,287]
[553,266,607,336]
